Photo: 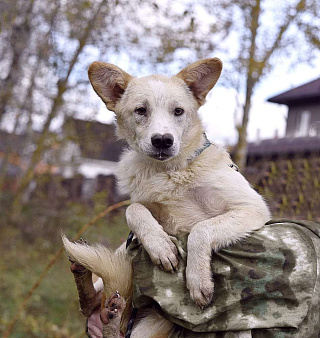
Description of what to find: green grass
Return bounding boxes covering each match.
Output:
[0,193,129,337]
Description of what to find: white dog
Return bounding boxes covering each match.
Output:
[63,58,270,337]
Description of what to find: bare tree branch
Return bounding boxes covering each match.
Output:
[11,0,108,215]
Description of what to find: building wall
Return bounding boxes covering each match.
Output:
[286,101,320,137]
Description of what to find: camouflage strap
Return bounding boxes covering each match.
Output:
[128,219,320,337]
[126,231,134,249]
[125,307,138,338]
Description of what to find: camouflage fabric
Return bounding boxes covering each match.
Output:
[127,219,320,337]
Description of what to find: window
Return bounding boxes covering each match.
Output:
[295,111,311,137]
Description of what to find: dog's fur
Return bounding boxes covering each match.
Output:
[63,58,270,337]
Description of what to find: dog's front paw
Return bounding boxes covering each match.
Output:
[100,291,126,337]
[100,291,126,325]
[186,265,214,309]
[143,233,179,272]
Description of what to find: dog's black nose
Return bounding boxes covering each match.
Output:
[151,133,174,149]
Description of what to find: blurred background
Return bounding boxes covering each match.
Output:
[0,0,319,336]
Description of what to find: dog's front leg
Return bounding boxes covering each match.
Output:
[186,209,268,308]
[126,203,179,272]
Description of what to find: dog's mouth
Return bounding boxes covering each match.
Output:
[149,151,172,161]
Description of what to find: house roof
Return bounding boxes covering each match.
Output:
[267,78,320,105]
[247,136,320,157]
[65,118,126,162]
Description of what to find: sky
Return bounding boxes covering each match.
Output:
[94,55,320,147]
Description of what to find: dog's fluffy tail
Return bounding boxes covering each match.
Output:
[62,235,133,299]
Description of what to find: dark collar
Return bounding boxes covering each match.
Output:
[187,133,212,163]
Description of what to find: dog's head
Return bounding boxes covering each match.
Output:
[88,59,222,162]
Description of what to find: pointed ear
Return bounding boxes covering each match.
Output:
[88,62,133,111]
[176,58,222,105]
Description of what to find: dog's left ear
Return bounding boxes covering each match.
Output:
[176,58,222,106]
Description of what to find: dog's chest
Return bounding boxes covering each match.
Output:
[130,168,195,203]
[129,168,225,235]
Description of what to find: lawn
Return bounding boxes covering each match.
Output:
[0,193,129,337]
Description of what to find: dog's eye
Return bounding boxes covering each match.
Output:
[174,108,184,116]
[135,107,147,116]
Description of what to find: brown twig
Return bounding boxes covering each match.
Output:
[3,199,131,338]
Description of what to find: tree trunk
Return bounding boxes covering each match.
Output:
[233,79,254,171]
[232,0,261,171]
[10,0,107,217]
[0,63,38,190]
[0,0,34,123]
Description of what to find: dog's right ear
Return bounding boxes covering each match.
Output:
[88,62,132,111]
